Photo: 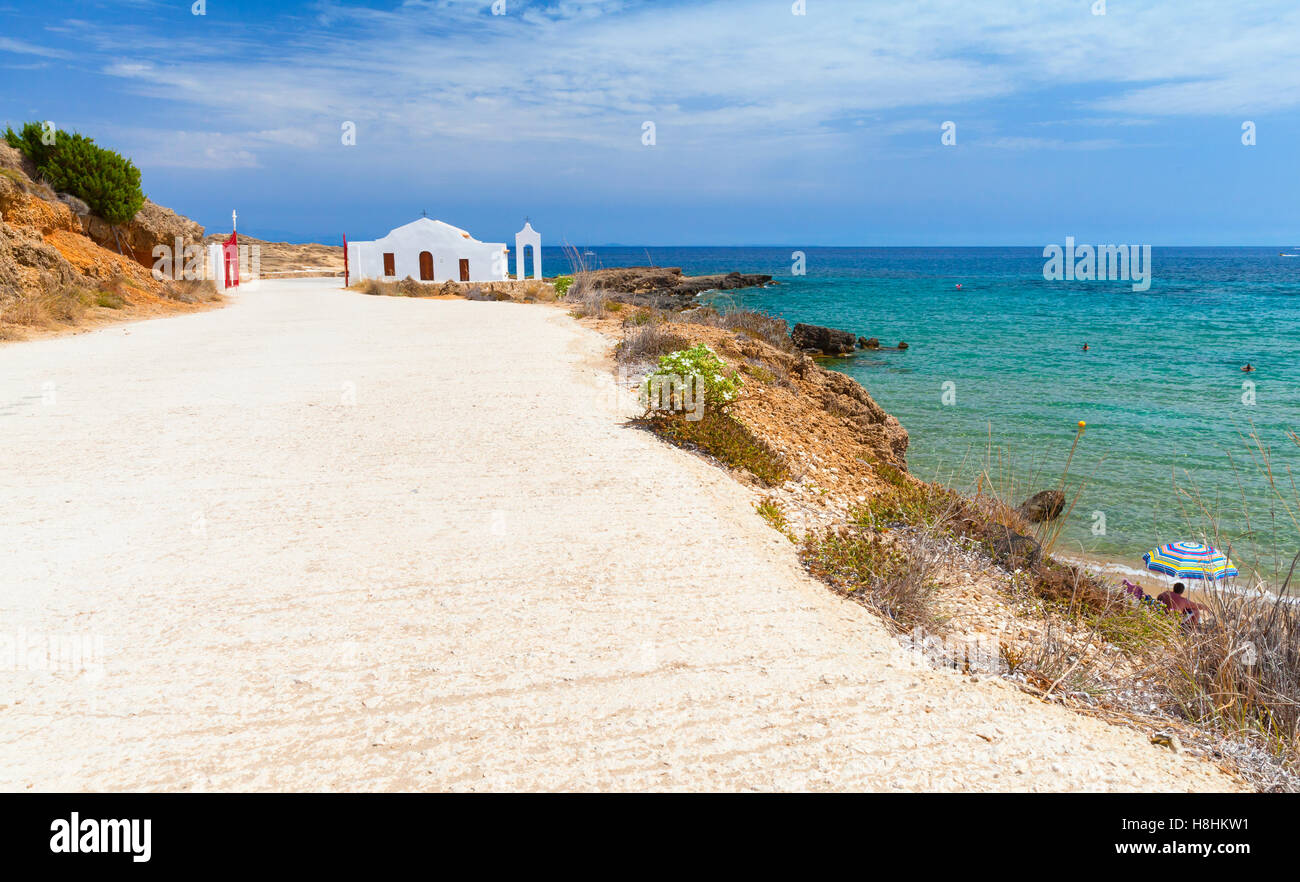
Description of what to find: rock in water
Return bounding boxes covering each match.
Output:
[791,323,857,355]
[583,266,771,308]
[859,336,880,349]
[1019,489,1066,523]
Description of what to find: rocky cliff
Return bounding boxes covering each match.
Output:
[0,139,217,338]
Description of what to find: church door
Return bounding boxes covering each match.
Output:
[419,252,435,281]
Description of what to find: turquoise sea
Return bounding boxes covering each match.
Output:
[552,246,1300,581]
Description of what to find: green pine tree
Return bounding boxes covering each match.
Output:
[4,121,145,225]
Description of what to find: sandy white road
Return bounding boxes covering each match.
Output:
[0,279,1236,791]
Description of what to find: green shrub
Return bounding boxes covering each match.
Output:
[637,410,788,486]
[4,122,144,225]
[552,275,574,297]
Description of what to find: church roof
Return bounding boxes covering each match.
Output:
[359,217,504,247]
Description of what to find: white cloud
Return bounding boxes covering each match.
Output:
[44,0,1300,172]
[0,36,71,59]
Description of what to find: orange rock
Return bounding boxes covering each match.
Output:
[0,177,81,235]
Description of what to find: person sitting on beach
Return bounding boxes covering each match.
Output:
[1122,579,1147,602]
[1156,582,1202,626]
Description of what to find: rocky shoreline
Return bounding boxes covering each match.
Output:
[584,265,772,308]
[550,297,1290,791]
[584,269,911,357]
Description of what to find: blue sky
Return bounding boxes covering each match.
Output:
[2,0,1298,245]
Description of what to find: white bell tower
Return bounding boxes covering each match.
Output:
[514,221,541,280]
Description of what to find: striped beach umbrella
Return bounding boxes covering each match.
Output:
[1143,541,1238,581]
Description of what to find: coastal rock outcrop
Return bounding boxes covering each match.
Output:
[1018,489,1065,523]
[585,266,771,308]
[707,329,910,470]
[791,322,857,355]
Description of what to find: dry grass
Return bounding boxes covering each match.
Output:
[163,277,219,303]
[520,280,556,302]
[680,305,794,352]
[44,286,90,323]
[1,285,92,326]
[562,243,603,317]
[464,285,512,302]
[1,268,221,341]
[615,322,691,364]
[351,276,432,297]
[3,289,53,326]
[351,278,390,296]
[801,521,948,632]
[567,286,606,318]
[1170,592,1300,759]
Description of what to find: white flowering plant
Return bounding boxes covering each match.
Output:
[643,344,744,413]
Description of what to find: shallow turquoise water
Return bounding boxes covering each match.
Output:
[554,246,1300,576]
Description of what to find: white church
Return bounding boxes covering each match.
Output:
[347,217,542,284]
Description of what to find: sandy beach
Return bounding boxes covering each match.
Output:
[0,278,1240,792]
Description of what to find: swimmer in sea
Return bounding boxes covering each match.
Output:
[1082,343,1090,351]
[1242,363,1256,372]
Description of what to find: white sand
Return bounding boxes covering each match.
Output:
[0,279,1238,791]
